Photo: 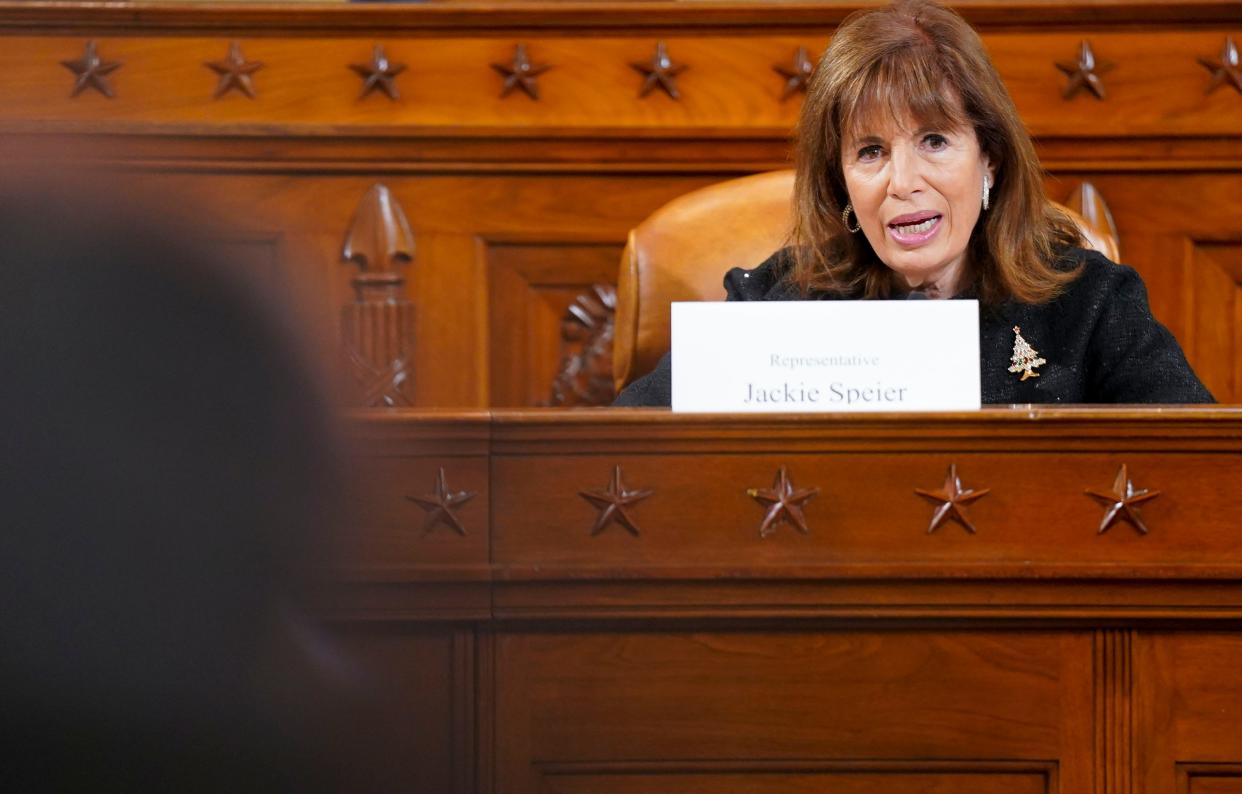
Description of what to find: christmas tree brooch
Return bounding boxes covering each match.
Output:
[1008,325,1046,381]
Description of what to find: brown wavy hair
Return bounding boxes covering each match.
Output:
[791,0,1081,304]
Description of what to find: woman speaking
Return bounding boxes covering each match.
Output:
[615,0,1211,406]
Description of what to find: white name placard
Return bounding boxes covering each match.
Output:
[671,300,981,412]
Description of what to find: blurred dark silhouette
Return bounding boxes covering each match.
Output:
[0,179,396,792]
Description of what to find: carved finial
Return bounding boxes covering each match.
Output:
[340,185,417,408]
[342,184,415,286]
[1064,181,1120,260]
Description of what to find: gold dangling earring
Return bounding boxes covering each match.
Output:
[982,175,990,212]
[842,202,861,233]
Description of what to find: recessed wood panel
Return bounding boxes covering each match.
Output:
[1188,242,1242,402]
[495,630,1089,793]
[487,241,622,406]
[1183,766,1242,794]
[538,764,1050,794]
[1137,636,1242,793]
[328,624,470,793]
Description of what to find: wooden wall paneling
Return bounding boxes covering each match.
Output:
[537,763,1055,793]
[329,407,1242,791]
[475,625,497,794]
[343,451,490,573]
[0,35,814,131]
[5,2,1242,33]
[489,450,1242,573]
[1181,771,1242,794]
[1094,629,1134,794]
[0,28,1238,138]
[493,629,1091,793]
[452,628,477,794]
[340,412,491,583]
[1044,171,1242,403]
[328,623,474,794]
[1188,242,1242,402]
[1135,633,1242,793]
[990,31,1242,138]
[4,4,1242,410]
[410,231,491,407]
[486,240,622,406]
[108,171,725,408]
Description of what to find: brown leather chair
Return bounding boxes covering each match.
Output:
[613,169,1120,391]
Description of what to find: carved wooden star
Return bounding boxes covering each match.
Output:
[350,44,406,101]
[1199,36,1242,96]
[1086,464,1160,535]
[747,466,819,538]
[915,464,990,534]
[205,40,263,100]
[1056,40,1112,100]
[406,467,476,536]
[579,465,653,536]
[774,46,815,100]
[61,40,122,99]
[491,43,551,100]
[631,41,687,100]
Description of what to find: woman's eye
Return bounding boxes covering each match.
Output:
[857,145,883,161]
[923,133,949,150]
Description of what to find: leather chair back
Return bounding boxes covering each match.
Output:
[613,169,1120,390]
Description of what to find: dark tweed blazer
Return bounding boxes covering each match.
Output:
[614,247,1213,407]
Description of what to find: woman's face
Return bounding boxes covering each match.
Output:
[841,109,994,297]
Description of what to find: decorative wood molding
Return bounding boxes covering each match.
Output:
[1199,35,1242,96]
[491,43,550,100]
[773,46,815,100]
[1056,40,1112,100]
[1094,629,1133,794]
[61,39,120,98]
[8,2,1242,33]
[340,183,417,408]
[747,466,819,538]
[1086,464,1160,534]
[578,464,653,537]
[914,464,989,534]
[407,466,477,536]
[350,43,405,101]
[549,284,615,408]
[631,40,686,100]
[205,40,261,100]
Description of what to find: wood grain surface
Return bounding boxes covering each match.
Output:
[324,407,1242,792]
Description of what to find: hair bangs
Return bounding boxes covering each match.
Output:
[839,45,969,144]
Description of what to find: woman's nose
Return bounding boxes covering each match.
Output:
[887,145,924,199]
